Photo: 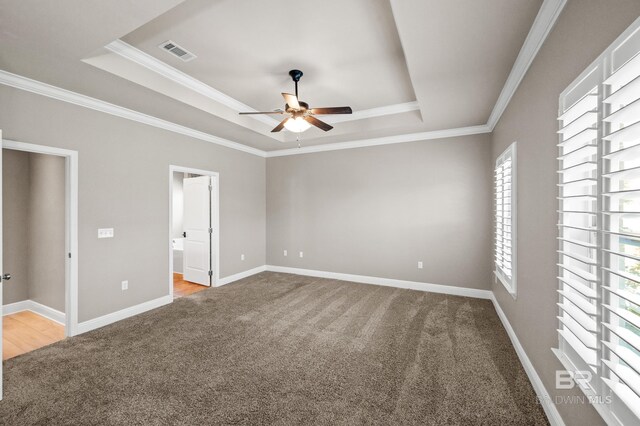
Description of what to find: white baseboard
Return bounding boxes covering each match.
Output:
[216,264,493,301]
[76,295,172,335]
[3,300,31,316]
[75,265,268,335]
[218,265,267,286]
[2,299,66,325]
[265,265,493,300]
[490,294,564,426]
[29,300,66,325]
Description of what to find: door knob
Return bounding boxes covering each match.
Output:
[1,273,11,282]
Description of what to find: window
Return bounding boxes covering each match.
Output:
[556,18,640,425]
[495,142,517,296]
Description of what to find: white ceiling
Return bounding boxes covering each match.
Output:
[0,0,545,152]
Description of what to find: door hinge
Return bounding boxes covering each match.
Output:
[68,252,72,259]
[208,270,213,277]
[209,228,213,234]
[208,184,213,191]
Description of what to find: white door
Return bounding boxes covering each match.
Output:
[183,175,212,286]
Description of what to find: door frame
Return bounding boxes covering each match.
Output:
[168,165,220,298]
[2,139,79,337]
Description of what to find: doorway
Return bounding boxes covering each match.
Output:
[169,166,219,299]
[0,139,78,372]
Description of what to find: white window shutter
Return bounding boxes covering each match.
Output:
[557,76,599,369]
[495,143,517,295]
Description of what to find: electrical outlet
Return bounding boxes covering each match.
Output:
[283,250,287,256]
[299,251,304,258]
[121,280,128,290]
[241,254,245,261]
[418,261,423,269]
[98,228,114,239]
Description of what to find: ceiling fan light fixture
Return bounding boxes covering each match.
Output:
[284,116,311,133]
[239,69,351,133]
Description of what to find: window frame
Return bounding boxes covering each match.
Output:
[495,142,517,298]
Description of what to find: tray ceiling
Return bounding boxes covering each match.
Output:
[0,0,547,152]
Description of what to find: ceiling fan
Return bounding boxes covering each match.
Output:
[239,69,352,133]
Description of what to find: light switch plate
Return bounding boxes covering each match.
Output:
[418,261,423,269]
[98,228,114,239]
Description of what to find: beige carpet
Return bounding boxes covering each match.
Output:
[0,272,548,425]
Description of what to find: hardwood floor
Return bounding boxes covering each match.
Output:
[1,277,205,360]
[173,273,208,298]
[2,310,65,360]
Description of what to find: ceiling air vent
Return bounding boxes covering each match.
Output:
[158,40,196,62]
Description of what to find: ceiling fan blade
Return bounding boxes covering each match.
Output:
[239,110,284,115]
[282,93,300,110]
[304,115,333,132]
[271,117,289,133]
[310,106,353,115]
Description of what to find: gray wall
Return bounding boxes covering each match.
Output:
[267,134,493,290]
[27,153,66,312]
[2,149,30,305]
[490,1,640,425]
[0,85,266,322]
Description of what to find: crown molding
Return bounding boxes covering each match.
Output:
[323,101,420,124]
[486,0,566,130]
[105,39,281,129]
[265,124,491,157]
[0,70,267,157]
